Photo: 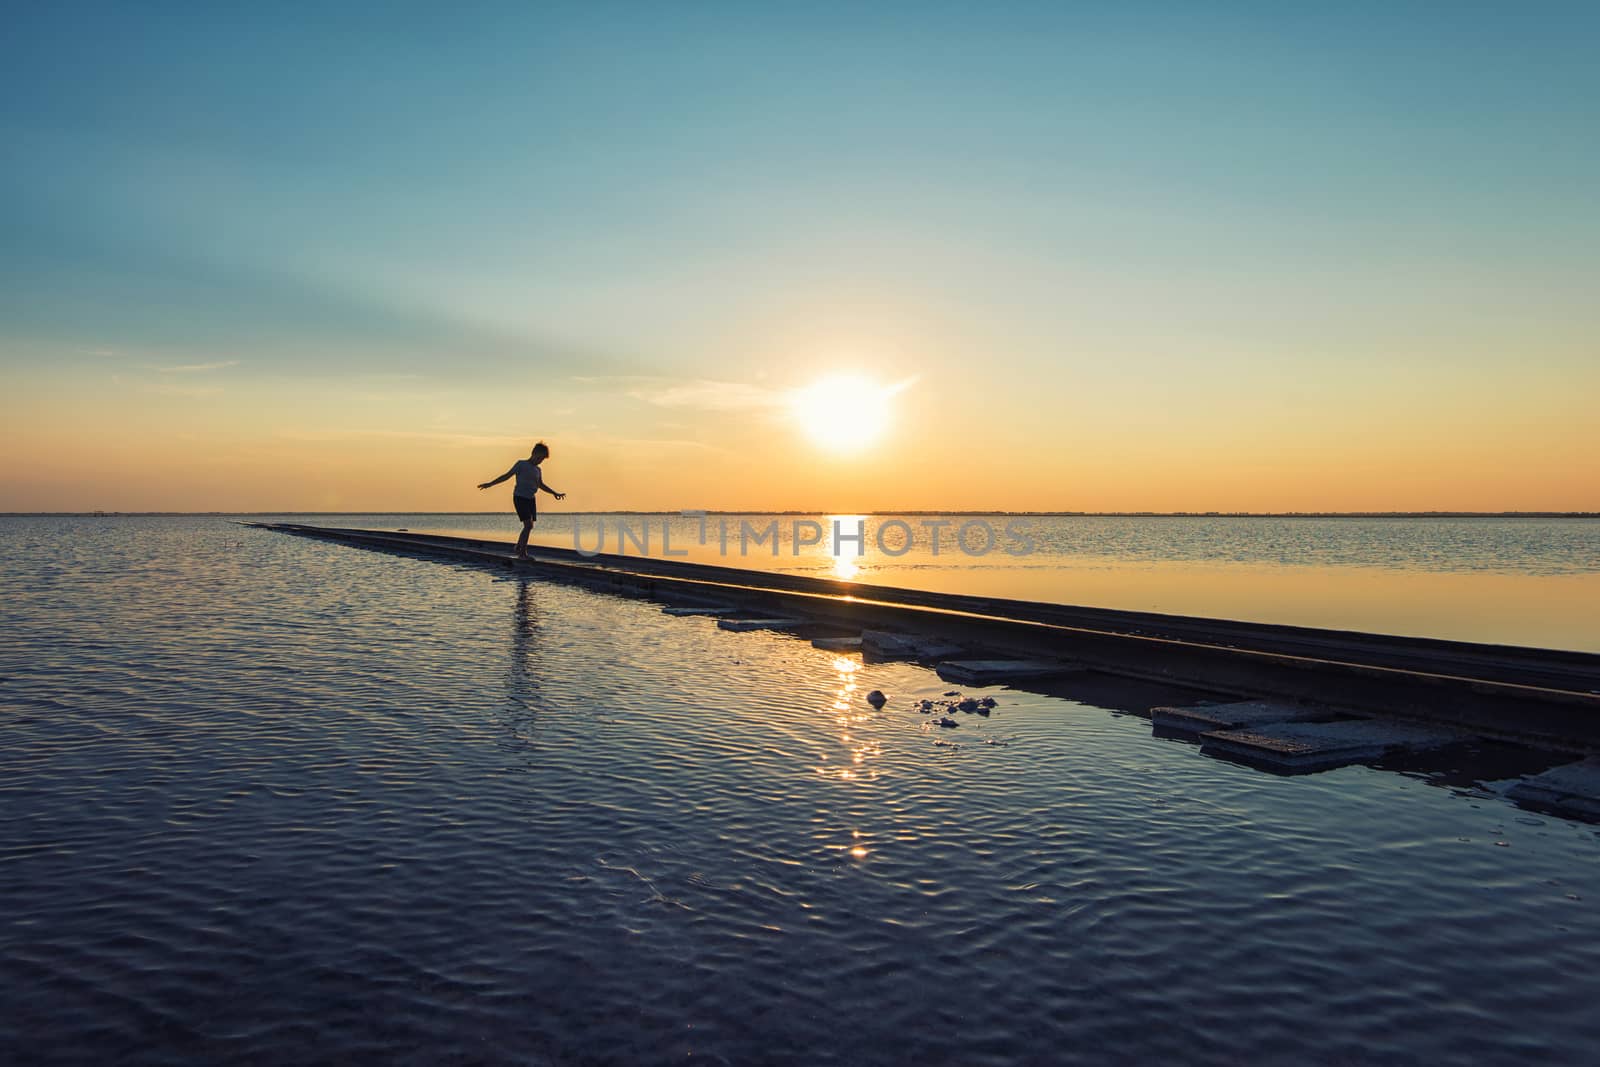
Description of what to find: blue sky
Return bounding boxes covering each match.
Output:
[3,3,1598,510]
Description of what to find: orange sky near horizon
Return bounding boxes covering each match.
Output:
[3,350,1595,514]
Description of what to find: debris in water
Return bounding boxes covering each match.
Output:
[956,698,980,712]
[943,691,960,697]
[936,717,959,729]
[866,690,887,708]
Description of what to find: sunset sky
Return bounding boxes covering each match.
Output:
[3,3,1597,513]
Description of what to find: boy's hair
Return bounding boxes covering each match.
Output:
[531,441,550,458]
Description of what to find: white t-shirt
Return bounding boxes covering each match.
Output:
[512,459,543,497]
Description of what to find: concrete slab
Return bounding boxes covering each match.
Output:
[1201,719,1461,774]
[859,630,914,656]
[661,605,735,617]
[861,631,965,661]
[717,617,806,632]
[1151,700,1328,738]
[811,636,863,651]
[1506,758,1600,820]
[935,659,1083,685]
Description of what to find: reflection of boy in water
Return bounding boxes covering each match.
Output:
[477,441,566,559]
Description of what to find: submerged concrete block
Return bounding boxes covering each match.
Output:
[861,631,965,661]
[1506,758,1600,819]
[935,659,1083,685]
[717,617,806,632]
[1151,700,1328,738]
[1200,719,1460,774]
[859,630,915,655]
[812,635,863,651]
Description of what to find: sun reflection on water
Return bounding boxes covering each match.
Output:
[825,514,866,582]
[812,652,880,862]
[816,651,881,784]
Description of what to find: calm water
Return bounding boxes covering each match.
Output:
[3,516,1599,1064]
[350,512,1600,651]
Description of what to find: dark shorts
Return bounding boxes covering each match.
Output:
[514,495,537,523]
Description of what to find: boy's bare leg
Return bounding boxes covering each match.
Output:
[516,520,532,558]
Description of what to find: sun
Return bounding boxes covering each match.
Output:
[789,375,904,453]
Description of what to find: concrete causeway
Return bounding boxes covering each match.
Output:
[246,523,1600,753]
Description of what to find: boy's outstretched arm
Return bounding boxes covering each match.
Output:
[477,467,515,490]
[539,482,566,500]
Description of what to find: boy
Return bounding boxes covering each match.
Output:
[478,441,566,558]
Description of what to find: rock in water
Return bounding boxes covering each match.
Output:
[866,690,887,708]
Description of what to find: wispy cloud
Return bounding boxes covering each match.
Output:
[585,374,918,414]
[595,434,725,453]
[155,359,240,373]
[275,428,528,448]
[631,379,785,411]
[883,375,919,397]
[143,383,223,397]
[569,374,657,386]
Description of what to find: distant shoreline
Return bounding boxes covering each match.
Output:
[7,511,1598,520]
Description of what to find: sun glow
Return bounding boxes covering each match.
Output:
[789,375,904,453]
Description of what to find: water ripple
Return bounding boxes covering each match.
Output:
[2,517,1599,1064]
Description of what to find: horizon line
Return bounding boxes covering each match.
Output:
[7,510,1598,519]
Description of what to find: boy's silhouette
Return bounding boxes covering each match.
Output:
[478,441,565,559]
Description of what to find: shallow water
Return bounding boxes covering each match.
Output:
[3,517,1599,1064]
[352,511,1600,651]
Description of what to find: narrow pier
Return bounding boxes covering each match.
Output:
[246,522,1600,752]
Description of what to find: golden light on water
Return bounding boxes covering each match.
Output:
[824,513,868,582]
[816,647,880,785]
